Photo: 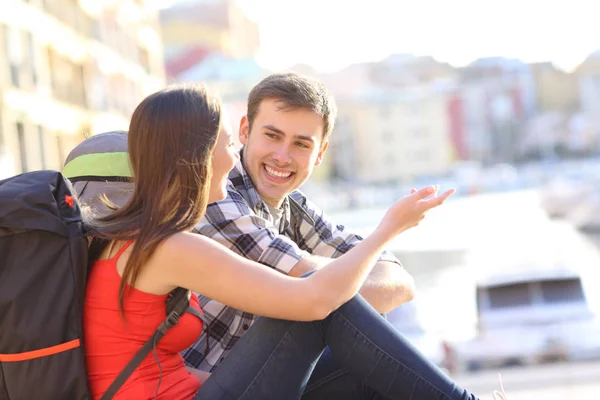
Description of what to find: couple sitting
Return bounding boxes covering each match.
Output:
[67,72,506,399]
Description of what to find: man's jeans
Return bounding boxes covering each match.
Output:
[302,345,385,399]
[194,294,479,400]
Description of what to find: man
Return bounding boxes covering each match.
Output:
[183,72,417,399]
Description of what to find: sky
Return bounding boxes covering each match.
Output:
[166,0,599,73]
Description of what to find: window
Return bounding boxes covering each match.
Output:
[74,65,87,107]
[541,279,585,304]
[45,0,62,19]
[26,31,37,85]
[7,28,22,87]
[0,25,6,85]
[16,122,28,173]
[63,0,78,30]
[48,49,86,106]
[56,135,65,166]
[92,19,102,41]
[38,125,46,170]
[90,68,108,111]
[488,283,533,309]
[75,3,93,37]
[138,46,150,73]
[0,113,4,150]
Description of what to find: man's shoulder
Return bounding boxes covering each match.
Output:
[201,182,253,223]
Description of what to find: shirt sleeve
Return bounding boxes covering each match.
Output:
[196,186,311,275]
[291,191,403,266]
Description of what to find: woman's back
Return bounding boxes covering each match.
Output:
[84,241,203,400]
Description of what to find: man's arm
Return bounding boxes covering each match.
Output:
[288,255,415,314]
[288,191,416,313]
[197,188,312,275]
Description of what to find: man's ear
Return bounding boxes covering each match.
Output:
[315,140,329,166]
[239,115,249,145]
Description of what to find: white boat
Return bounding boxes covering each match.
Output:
[454,222,600,371]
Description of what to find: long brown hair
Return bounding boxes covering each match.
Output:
[88,84,222,311]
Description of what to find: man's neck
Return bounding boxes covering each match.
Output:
[262,196,284,209]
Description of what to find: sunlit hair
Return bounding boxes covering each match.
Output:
[87,84,222,311]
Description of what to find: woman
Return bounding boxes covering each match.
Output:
[83,84,506,400]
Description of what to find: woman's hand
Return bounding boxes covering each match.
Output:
[377,185,454,237]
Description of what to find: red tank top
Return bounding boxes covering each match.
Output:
[84,241,203,400]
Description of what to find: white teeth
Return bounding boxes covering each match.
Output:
[265,165,291,178]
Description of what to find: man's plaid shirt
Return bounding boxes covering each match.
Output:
[181,159,402,372]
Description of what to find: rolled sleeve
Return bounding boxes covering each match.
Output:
[196,190,309,275]
[377,249,403,266]
[291,191,403,267]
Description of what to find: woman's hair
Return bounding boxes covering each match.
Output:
[87,84,222,311]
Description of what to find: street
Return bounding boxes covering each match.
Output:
[454,359,600,399]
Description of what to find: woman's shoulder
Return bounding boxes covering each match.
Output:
[156,231,216,263]
[164,231,212,248]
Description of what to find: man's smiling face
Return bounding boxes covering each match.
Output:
[239,98,328,208]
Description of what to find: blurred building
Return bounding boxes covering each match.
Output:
[456,58,535,164]
[158,0,263,164]
[331,84,456,184]
[368,54,456,88]
[575,50,600,153]
[319,55,458,184]
[575,49,600,116]
[160,0,259,81]
[530,62,579,113]
[0,0,165,178]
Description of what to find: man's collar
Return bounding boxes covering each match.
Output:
[228,149,263,210]
[228,147,313,227]
[228,148,290,214]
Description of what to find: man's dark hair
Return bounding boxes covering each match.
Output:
[247,72,337,141]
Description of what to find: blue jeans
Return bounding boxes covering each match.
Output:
[194,294,479,400]
[302,346,385,399]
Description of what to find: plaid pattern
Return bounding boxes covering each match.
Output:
[182,157,401,371]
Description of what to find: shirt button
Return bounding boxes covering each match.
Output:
[243,324,249,330]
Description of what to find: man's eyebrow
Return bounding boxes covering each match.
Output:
[293,135,315,143]
[262,124,284,135]
[262,125,316,143]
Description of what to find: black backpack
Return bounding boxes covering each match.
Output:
[0,170,204,400]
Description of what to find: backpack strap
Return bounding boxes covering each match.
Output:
[99,288,205,400]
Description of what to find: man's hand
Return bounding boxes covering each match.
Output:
[289,256,414,314]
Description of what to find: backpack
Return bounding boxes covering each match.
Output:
[0,170,204,400]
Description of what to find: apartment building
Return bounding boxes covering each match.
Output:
[0,0,165,178]
[160,0,259,81]
[331,85,456,184]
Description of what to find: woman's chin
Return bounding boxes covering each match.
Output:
[207,189,227,204]
[216,190,227,202]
